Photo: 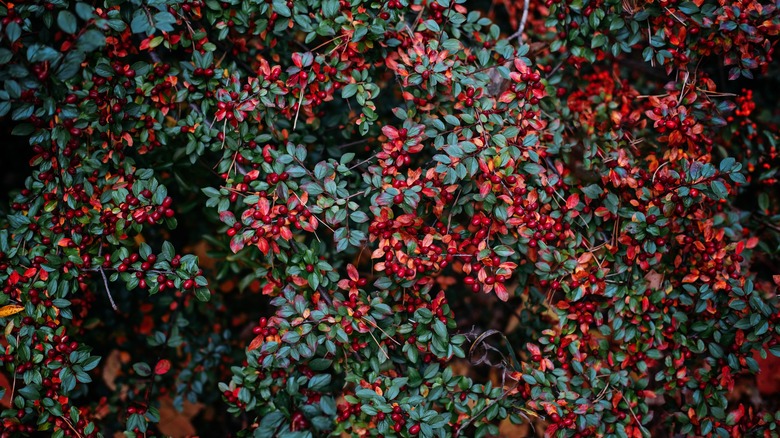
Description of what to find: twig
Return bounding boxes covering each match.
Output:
[446,188,462,234]
[456,383,518,437]
[652,161,670,183]
[60,415,86,438]
[677,70,690,106]
[647,21,655,67]
[10,332,19,401]
[546,59,565,79]
[361,316,401,346]
[695,87,737,97]
[624,391,651,436]
[97,266,118,311]
[506,0,531,43]
[348,154,377,170]
[291,191,331,237]
[664,7,686,25]
[367,329,390,360]
[293,85,306,130]
[336,138,368,149]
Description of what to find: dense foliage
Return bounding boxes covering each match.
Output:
[1,0,779,437]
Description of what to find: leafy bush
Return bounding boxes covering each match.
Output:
[1,0,779,437]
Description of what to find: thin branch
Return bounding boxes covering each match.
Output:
[652,161,670,183]
[293,85,306,130]
[348,154,377,170]
[446,188,463,234]
[456,383,519,437]
[361,316,401,346]
[506,0,531,43]
[97,266,118,311]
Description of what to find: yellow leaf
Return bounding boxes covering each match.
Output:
[4,320,14,336]
[0,304,24,318]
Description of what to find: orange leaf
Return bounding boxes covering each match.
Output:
[248,335,264,351]
[0,304,24,318]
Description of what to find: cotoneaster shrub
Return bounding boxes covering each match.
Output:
[0,0,779,437]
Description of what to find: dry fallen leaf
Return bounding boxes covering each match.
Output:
[0,304,24,318]
[157,395,204,438]
[102,349,123,391]
[499,417,531,437]
[756,352,780,396]
[644,269,665,290]
[0,371,12,408]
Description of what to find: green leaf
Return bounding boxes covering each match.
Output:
[131,10,150,34]
[153,12,176,32]
[5,22,21,43]
[11,103,34,121]
[56,50,86,81]
[710,180,728,200]
[591,34,608,48]
[493,245,514,257]
[27,44,61,63]
[75,3,94,20]
[719,157,736,172]
[133,362,152,377]
[272,0,292,17]
[424,19,441,33]
[522,163,544,174]
[581,184,602,199]
[433,319,448,339]
[342,83,358,99]
[77,30,106,52]
[322,0,339,17]
[57,11,78,34]
[195,287,211,302]
[678,1,699,14]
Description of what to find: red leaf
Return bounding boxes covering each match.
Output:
[381,125,399,140]
[566,194,580,210]
[291,52,303,68]
[220,211,236,226]
[494,282,508,301]
[347,264,359,281]
[230,235,245,253]
[154,359,171,375]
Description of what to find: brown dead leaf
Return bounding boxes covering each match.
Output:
[756,352,780,396]
[499,417,530,437]
[449,359,472,377]
[644,270,664,290]
[185,240,216,270]
[0,371,12,408]
[102,349,122,391]
[157,395,204,438]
